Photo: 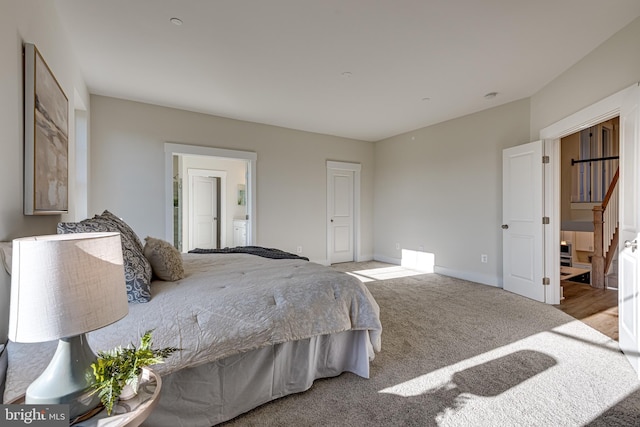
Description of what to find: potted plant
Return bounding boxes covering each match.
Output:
[89,330,180,415]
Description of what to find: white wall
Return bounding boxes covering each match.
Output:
[0,0,89,342]
[0,0,89,241]
[89,95,375,264]
[530,17,640,139]
[374,99,531,286]
[373,16,640,287]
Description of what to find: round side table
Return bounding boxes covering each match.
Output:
[10,368,162,427]
[74,368,162,427]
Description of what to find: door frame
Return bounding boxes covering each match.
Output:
[187,169,226,250]
[540,84,636,305]
[164,143,257,249]
[326,161,361,264]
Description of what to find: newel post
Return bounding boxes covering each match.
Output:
[592,205,605,289]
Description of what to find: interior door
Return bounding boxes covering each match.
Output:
[328,168,354,264]
[618,83,640,376]
[190,175,219,250]
[502,141,545,302]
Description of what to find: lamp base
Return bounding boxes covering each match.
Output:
[25,334,101,419]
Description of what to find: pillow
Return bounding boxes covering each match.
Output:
[99,210,144,252]
[57,212,152,303]
[143,237,185,281]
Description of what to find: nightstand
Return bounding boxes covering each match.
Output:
[10,368,162,427]
[75,368,162,427]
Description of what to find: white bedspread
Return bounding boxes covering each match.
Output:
[4,253,382,402]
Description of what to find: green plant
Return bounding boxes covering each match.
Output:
[90,330,180,415]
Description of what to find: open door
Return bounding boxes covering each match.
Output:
[619,83,640,376]
[502,141,546,302]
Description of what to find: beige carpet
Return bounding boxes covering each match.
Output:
[220,262,640,426]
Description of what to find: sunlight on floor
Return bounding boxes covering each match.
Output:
[377,320,635,425]
[345,248,436,282]
[346,266,426,282]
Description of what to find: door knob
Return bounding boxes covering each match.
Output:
[624,239,638,252]
[501,224,509,229]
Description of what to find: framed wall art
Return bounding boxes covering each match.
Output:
[23,42,69,215]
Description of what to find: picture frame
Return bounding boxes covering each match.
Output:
[23,43,69,215]
[237,184,246,206]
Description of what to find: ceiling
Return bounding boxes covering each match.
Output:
[53,0,640,142]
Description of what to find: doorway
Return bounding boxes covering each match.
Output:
[540,85,634,305]
[164,143,257,252]
[326,161,361,264]
[541,85,638,344]
[555,120,620,341]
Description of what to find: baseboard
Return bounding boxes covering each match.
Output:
[373,254,401,265]
[356,253,374,262]
[372,254,502,287]
[434,265,502,288]
[316,253,374,266]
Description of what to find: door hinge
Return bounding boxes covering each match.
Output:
[542,217,550,224]
[542,277,550,285]
[542,155,550,164]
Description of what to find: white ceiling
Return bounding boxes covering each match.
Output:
[54,0,640,142]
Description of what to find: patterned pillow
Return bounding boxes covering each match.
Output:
[99,210,144,252]
[143,237,185,281]
[57,213,152,303]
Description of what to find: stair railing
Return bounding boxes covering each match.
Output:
[592,167,619,288]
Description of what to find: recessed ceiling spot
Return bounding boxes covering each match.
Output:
[484,92,498,99]
[341,71,352,78]
[170,17,183,26]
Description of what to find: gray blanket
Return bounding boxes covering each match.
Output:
[189,245,309,261]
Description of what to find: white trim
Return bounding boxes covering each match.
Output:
[164,143,257,247]
[539,83,638,305]
[374,254,401,265]
[544,138,561,304]
[326,161,362,263]
[540,85,636,139]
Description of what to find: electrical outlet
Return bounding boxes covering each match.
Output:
[395,243,400,250]
[296,246,303,254]
[481,254,488,263]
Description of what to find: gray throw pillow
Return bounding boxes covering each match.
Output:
[57,212,152,303]
[143,237,185,281]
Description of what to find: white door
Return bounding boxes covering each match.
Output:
[328,168,354,264]
[502,141,545,302]
[619,84,640,375]
[190,175,218,250]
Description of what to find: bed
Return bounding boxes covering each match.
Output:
[0,231,382,426]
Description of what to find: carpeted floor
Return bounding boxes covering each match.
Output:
[220,262,640,426]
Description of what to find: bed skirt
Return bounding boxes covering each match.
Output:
[143,329,373,426]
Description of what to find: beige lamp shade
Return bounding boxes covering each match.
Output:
[9,232,129,343]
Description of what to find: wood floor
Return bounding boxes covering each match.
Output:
[554,281,619,341]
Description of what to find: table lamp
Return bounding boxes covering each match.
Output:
[8,232,129,419]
